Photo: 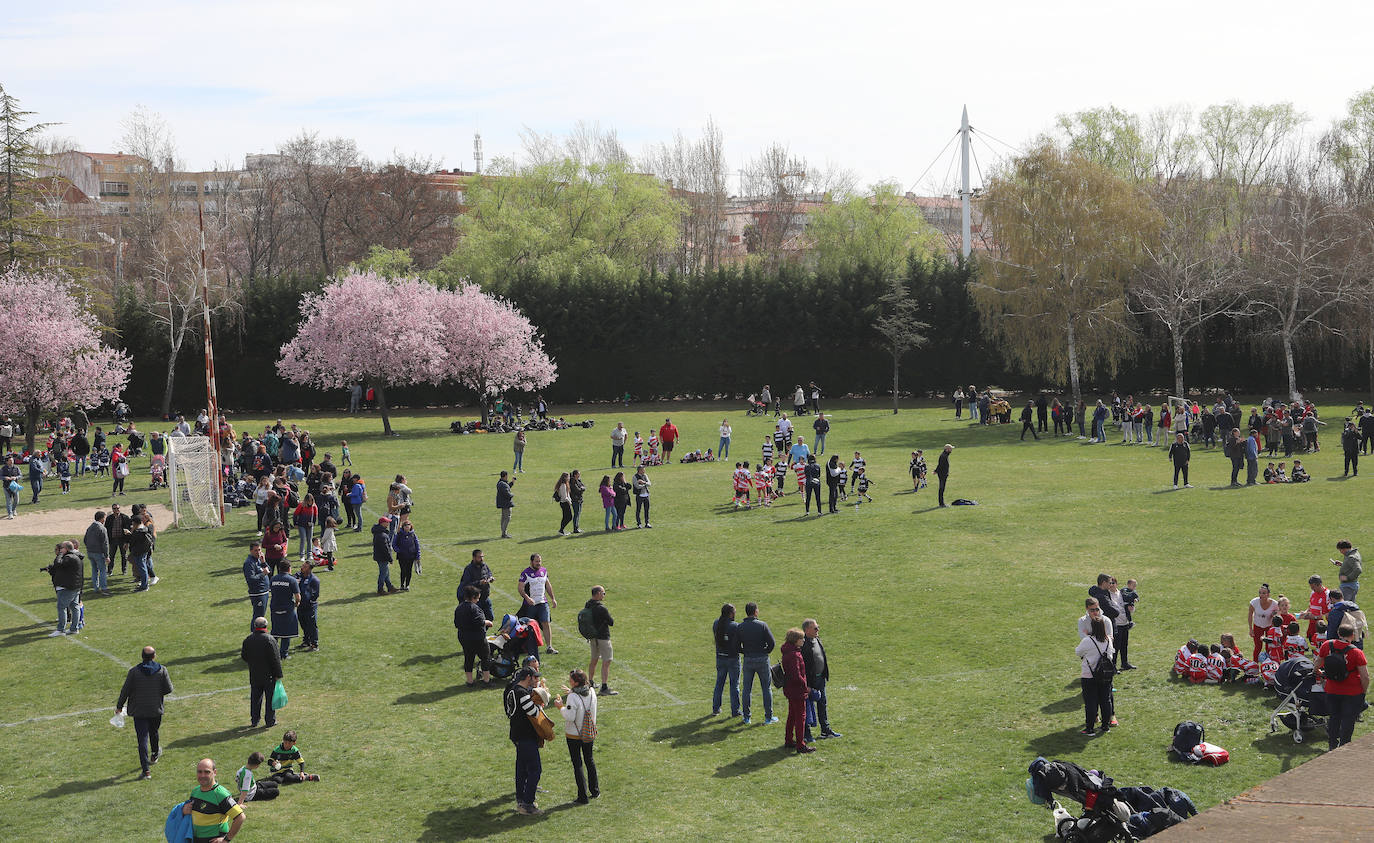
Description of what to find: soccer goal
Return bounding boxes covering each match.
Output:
[166,436,223,528]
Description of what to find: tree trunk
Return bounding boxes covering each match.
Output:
[1066,315,1082,408]
[1281,326,1299,401]
[24,404,39,455]
[160,348,178,420]
[1367,324,1374,401]
[375,383,394,436]
[892,348,900,414]
[1172,328,1185,399]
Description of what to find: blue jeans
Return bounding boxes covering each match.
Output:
[718,437,730,459]
[814,433,826,455]
[4,487,16,516]
[377,561,394,591]
[133,553,150,590]
[513,451,524,471]
[297,524,313,559]
[250,593,268,624]
[89,553,107,592]
[604,505,614,530]
[56,587,80,632]
[75,456,87,475]
[571,498,582,532]
[29,474,41,502]
[513,739,542,806]
[1093,419,1105,442]
[713,655,740,715]
[133,715,161,773]
[1342,582,1360,602]
[742,655,773,720]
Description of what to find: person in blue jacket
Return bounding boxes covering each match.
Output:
[295,561,320,652]
[393,521,421,592]
[373,517,397,594]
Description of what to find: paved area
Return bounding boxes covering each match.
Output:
[1157,730,1374,839]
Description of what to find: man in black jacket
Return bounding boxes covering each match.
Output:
[1168,432,1192,489]
[935,444,953,507]
[585,585,617,696]
[105,504,132,575]
[496,471,515,539]
[43,541,84,635]
[116,645,173,779]
[801,618,841,743]
[1035,393,1049,432]
[241,617,284,729]
[1342,421,1361,477]
[1020,402,1039,441]
[459,548,495,621]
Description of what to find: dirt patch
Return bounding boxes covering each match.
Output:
[0,503,177,537]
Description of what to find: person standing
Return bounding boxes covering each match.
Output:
[935,444,954,507]
[610,423,627,468]
[1334,540,1363,602]
[372,517,397,594]
[505,666,549,815]
[28,448,45,504]
[513,430,527,474]
[612,471,630,531]
[953,387,965,419]
[825,455,843,514]
[713,603,741,717]
[116,645,173,780]
[243,542,270,623]
[803,454,823,515]
[455,585,494,685]
[554,472,573,536]
[780,628,813,753]
[42,542,82,635]
[812,412,829,456]
[738,602,777,725]
[296,561,320,652]
[1318,622,1370,750]
[459,548,495,621]
[1244,428,1260,485]
[658,418,679,463]
[801,618,841,742]
[1020,401,1039,440]
[809,381,821,414]
[557,668,599,803]
[241,617,283,729]
[584,585,616,696]
[1035,392,1049,432]
[1168,433,1192,489]
[496,471,515,539]
[718,419,732,461]
[632,465,652,528]
[268,561,300,660]
[1228,428,1246,486]
[105,503,131,575]
[1075,618,1115,735]
[569,470,585,534]
[518,553,558,655]
[85,510,110,595]
[393,521,421,591]
[183,758,245,842]
[1343,421,1361,477]
[2,455,20,518]
[793,385,806,416]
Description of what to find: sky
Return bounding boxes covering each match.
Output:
[5,0,1374,195]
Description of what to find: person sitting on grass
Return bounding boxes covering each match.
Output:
[1291,460,1311,482]
[1204,645,1225,684]
[264,730,321,785]
[1275,462,1289,483]
[1263,462,1278,483]
[234,751,279,802]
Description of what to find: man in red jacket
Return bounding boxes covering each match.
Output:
[658,419,679,462]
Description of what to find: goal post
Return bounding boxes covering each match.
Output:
[167,436,223,529]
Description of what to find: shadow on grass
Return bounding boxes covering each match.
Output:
[201,660,246,675]
[1026,726,1093,758]
[420,794,577,840]
[322,591,385,607]
[164,649,239,667]
[1040,695,1081,715]
[0,622,45,635]
[165,726,248,750]
[1250,731,1327,772]
[650,715,739,748]
[1327,476,1352,482]
[713,745,793,778]
[37,769,138,798]
[395,684,468,705]
[212,597,246,607]
[0,628,54,648]
[401,652,460,667]
[206,566,243,578]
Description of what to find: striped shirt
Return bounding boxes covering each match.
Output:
[189,784,243,840]
[761,441,774,461]
[850,457,866,474]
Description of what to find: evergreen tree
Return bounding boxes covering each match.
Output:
[0,84,77,269]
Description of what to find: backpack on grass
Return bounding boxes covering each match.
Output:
[577,607,598,641]
[1170,721,1204,758]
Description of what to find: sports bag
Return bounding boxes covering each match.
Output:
[1324,641,1352,682]
[771,662,786,688]
[1171,721,1205,758]
[1193,742,1229,765]
[1161,787,1197,817]
[577,607,598,641]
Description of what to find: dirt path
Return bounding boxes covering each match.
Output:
[0,503,176,537]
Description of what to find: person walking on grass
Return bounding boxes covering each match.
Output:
[519,553,558,655]
[497,471,515,539]
[1169,432,1192,489]
[116,645,172,780]
[738,602,777,725]
[585,585,617,696]
[1020,401,1039,440]
[812,412,829,456]
[241,618,283,729]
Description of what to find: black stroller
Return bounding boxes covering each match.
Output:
[1028,757,1135,842]
[1269,656,1328,743]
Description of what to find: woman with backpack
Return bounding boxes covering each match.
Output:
[554,473,573,536]
[1318,621,1370,750]
[1075,616,1116,735]
[555,668,599,803]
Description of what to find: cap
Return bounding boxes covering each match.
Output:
[514,666,542,682]
[378,516,391,524]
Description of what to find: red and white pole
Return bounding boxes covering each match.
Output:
[198,201,225,524]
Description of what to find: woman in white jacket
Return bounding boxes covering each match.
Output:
[1075,618,1116,736]
[557,668,599,803]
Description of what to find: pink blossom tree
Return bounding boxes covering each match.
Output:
[431,283,557,421]
[0,267,132,453]
[277,272,448,435]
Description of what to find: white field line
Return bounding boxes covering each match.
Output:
[361,503,684,704]
[0,685,251,729]
[0,596,132,668]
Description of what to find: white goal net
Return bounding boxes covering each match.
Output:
[167,436,222,528]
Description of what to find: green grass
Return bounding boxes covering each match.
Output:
[0,400,1363,841]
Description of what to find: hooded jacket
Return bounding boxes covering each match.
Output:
[372,523,394,563]
[117,659,173,718]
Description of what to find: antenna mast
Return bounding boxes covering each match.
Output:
[960,105,971,260]
[473,132,483,175]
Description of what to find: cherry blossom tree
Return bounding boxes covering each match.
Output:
[277,271,447,435]
[431,283,557,421]
[0,267,132,453]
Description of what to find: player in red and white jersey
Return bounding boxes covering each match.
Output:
[732,463,750,507]
[792,459,807,493]
[1302,576,1330,643]
[753,462,774,506]
[633,434,644,465]
[1283,623,1309,661]
[1204,648,1225,683]
[1175,641,1197,676]
[1263,619,1286,663]
[1259,657,1279,687]
[1186,651,1207,683]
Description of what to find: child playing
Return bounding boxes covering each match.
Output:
[318,516,337,570]
[234,751,280,802]
[1204,645,1225,684]
[647,433,660,466]
[774,456,787,495]
[1283,621,1309,660]
[93,445,110,477]
[633,433,644,465]
[57,458,71,494]
[265,730,322,785]
[854,468,873,504]
[772,427,787,463]
[849,452,866,491]
[791,458,807,496]
[761,435,774,466]
[340,440,352,466]
[753,461,773,507]
[909,450,926,491]
[835,462,848,501]
[1291,460,1310,482]
[732,462,750,508]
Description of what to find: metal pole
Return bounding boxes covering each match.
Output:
[960,105,972,260]
[198,201,225,524]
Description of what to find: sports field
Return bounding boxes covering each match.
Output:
[0,401,1358,840]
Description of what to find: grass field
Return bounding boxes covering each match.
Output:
[0,399,1363,841]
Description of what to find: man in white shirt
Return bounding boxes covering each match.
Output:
[1078,598,1114,639]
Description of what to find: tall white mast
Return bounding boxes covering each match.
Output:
[960,105,971,260]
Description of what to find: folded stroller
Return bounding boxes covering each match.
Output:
[1269,656,1328,743]
[1027,757,1134,842]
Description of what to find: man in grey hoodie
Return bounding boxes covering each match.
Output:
[116,645,173,780]
[84,510,110,595]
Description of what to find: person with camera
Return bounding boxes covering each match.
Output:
[44,541,84,636]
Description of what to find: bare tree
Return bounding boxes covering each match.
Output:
[643,119,730,272]
[336,154,459,268]
[118,106,179,288]
[280,132,360,277]
[1130,178,1250,396]
[1198,101,1306,253]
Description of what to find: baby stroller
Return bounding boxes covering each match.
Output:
[1269,656,1328,743]
[486,614,543,680]
[745,395,768,416]
[1027,757,1134,842]
[148,454,167,490]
